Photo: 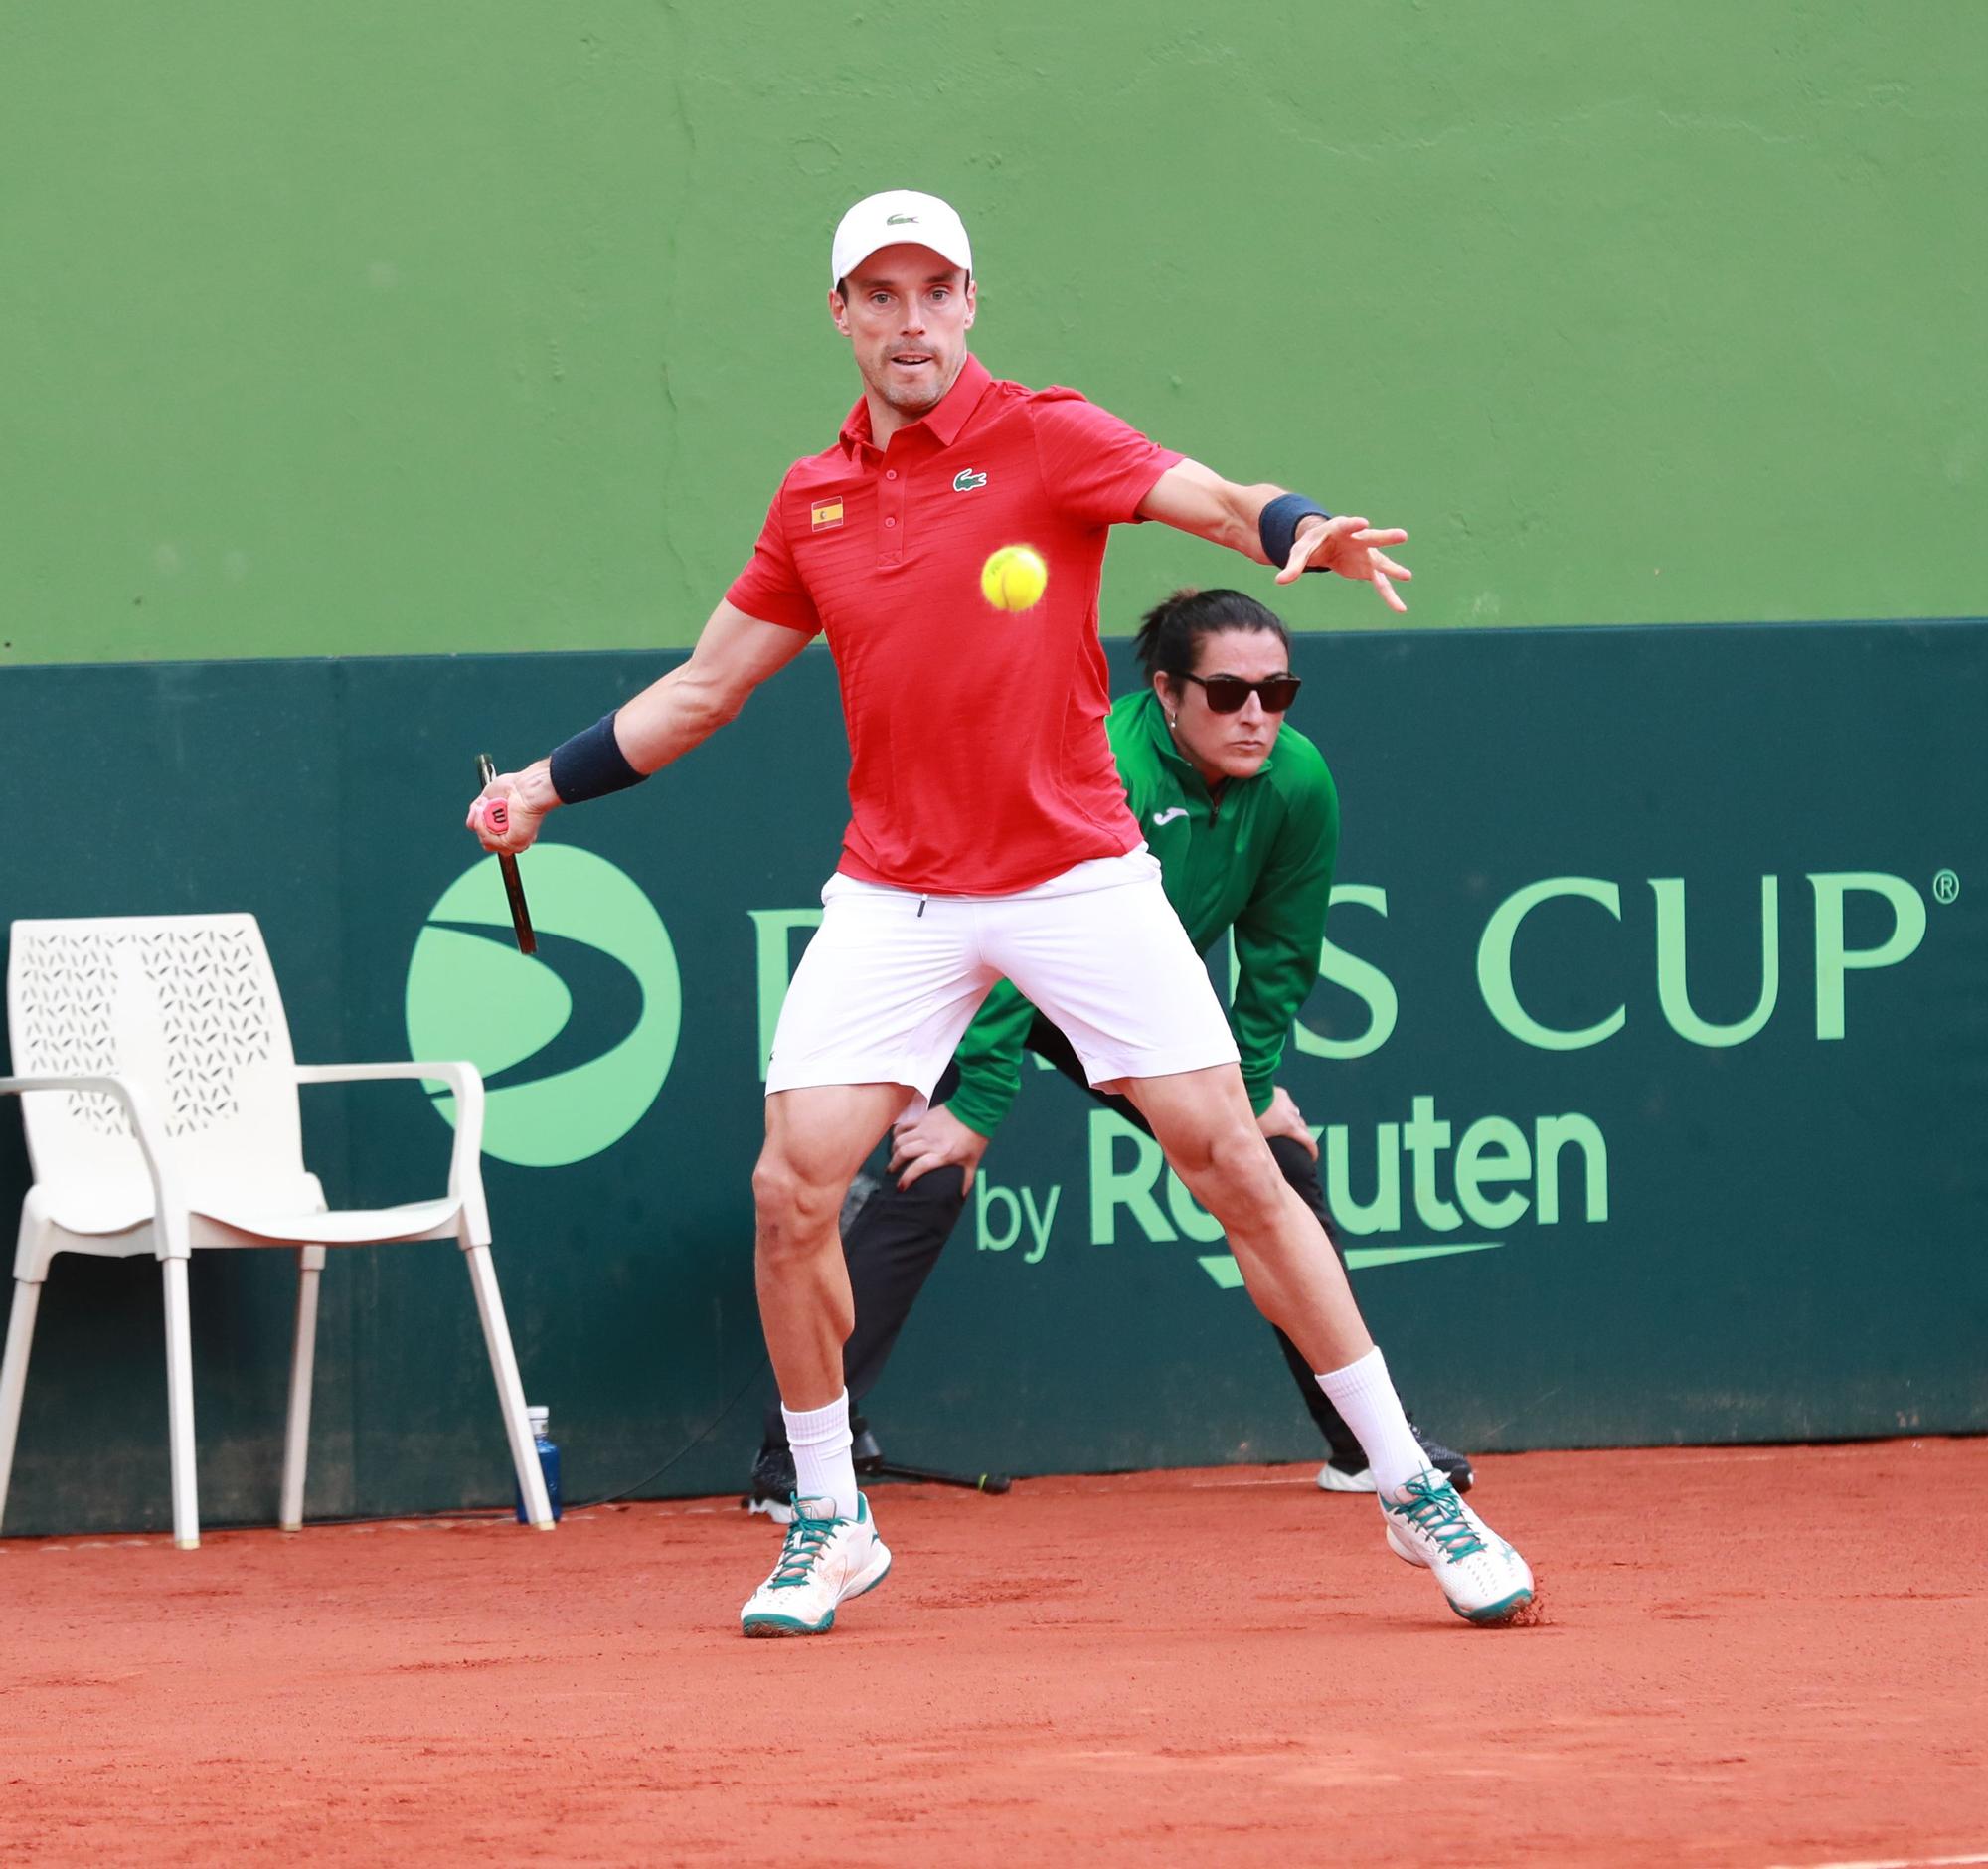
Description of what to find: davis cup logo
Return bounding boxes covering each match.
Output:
[406,846,681,1167]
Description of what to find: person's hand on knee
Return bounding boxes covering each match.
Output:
[1255,1085,1318,1161]
[889,1104,991,1194]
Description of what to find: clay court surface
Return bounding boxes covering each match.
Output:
[3,1440,1984,1867]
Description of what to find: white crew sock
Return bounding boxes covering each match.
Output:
[782,1389,858,1521]
[1314,1346,1429,1496]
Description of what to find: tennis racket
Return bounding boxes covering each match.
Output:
[476,753,537,955]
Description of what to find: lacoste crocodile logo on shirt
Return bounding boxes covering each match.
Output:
[952,470,988,493]
[1151,807,1189,827]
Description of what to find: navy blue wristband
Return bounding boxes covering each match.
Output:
[548,712,646,805]
[1258,493,1334,572]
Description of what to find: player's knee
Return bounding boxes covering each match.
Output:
[1187,1125,1286,1235]
[751,1151,842,1256]
[749,1150,795,1218]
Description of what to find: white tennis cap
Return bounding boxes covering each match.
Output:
[831,189,973,289]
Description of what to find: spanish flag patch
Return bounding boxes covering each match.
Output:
[810,498,845,532]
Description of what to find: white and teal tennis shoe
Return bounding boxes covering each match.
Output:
[740,1493,893,1637]
[1379,1470,1536,1625]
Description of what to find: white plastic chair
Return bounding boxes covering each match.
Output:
[0,913,554,1548]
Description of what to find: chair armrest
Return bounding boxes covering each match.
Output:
[292,1061,489,1239]
[0,1073,191,1254]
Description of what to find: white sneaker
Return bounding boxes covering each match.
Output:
[1379,1469,1535,1625]
[740,1493,892,1637]
[1317,1458,1377,1493]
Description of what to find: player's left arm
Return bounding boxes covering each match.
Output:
[1138,459,1413,614]
[1231,752,1341,1156]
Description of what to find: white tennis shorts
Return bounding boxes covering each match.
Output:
[765,849,1240,1105]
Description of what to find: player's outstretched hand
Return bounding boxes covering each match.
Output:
[1276,513,1412,613]
[890,1103,991,1196]
[1256,1085,1319,1160]
[466,765,550,855]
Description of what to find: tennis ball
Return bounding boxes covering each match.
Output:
[981,544,1049,613]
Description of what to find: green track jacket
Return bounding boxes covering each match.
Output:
[945,686,1339,1135]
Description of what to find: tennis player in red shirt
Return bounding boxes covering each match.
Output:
[471,189,1535,1632]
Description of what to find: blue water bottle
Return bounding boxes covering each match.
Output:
[515,1404,563,1523]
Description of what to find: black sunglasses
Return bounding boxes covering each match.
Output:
[1181,672,1302,714]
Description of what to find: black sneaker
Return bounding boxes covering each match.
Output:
[744,1441,797,1524]
[1317,1422,1475,1495]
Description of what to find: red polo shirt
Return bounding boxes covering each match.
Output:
[726,354,1183,894]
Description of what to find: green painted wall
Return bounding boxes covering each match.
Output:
[3,2,1983,666]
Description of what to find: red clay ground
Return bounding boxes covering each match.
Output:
[3,1441,1985,1868]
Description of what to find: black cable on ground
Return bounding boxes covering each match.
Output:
[570,1354,769,1510]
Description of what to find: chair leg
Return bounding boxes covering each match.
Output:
[0,1278,45,1535]
[161,1256,200,1550]
[461,1243,554,1529]
[279,1245,326,1532]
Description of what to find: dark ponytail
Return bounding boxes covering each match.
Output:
[1133,587,1290,684]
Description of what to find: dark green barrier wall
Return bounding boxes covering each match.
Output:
[3,2,1985,664]
[2,622,1982,1536]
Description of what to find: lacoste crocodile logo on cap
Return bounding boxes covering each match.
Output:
[885,213,918,225]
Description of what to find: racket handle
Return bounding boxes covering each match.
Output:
[497,852,536,954]
[475,753,538,956]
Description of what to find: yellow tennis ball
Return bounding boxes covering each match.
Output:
[981,544,1049,613]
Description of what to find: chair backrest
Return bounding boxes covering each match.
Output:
[7,914,305,1198]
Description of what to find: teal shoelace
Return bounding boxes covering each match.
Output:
[1386,1473,1486,1561]
[767,1507,836,1589]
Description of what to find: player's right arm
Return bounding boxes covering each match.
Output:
[469,599,806,854]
